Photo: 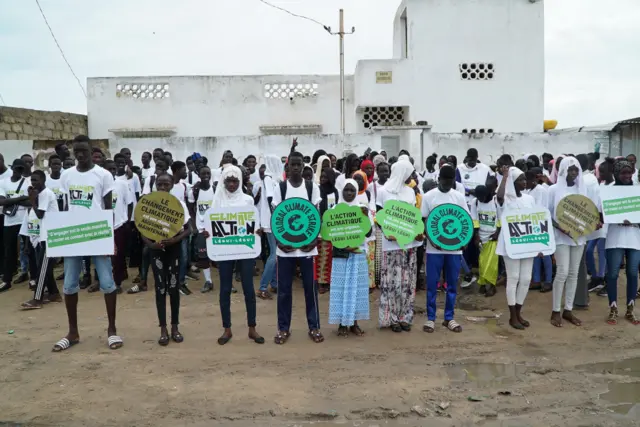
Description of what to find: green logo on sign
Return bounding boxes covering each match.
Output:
[47,220,113,248]
[209,211,257,248]
[376,200,424,249]
[271,197,321,248]
[505,212,551,246]
[426,203,473,251]
[321,203,371,249]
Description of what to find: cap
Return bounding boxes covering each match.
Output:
[11,159,26,169]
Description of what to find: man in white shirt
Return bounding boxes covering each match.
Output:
[457,148,493,202]
[51,136,123,353]
[0,153,12,281]
[106,159,133,293]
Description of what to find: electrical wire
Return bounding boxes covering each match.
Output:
[0,92,5,106]
[256,0,330,32]
[34,0,87,98]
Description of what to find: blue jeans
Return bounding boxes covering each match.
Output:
[532,255,552,283]
[605,248,640,307]
[586,238,606,278]
[259,233,277,291]
[219,259,257,328]
[178,238,188,284]
[277,256,319,331]
[63,256,116,295]
[426,254,462,321]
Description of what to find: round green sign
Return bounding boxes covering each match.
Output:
[426,203,473,251]
[271,197,321,248]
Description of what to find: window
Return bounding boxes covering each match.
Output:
[400,9,408,59]
[459,63,494,81]
[264,83,318,99]
[116,83,170,99]
[462,128,494,135]
[362,106,406,129]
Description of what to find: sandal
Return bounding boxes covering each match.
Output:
[308,329,325,343]
[443,319,462,333]
[158,335,169,346]
[20,300,43,310]
[625,304,640,325]
[349,325,365,336]
[127,284,147,294]
[423,320,435,333]
[52,337,79,352]
[274,330,290,345]
[171,331,184,343]
[607,307,618,325]
[217,334,232,346]
[257,290,272,300]
[562,310,582,326]
[390,324,403,333]
[250,334,265,344]
[337,326,349,337]
[400,322,412,332]
[107,335,124,350]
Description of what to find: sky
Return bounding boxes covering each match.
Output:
[0,0,639,128]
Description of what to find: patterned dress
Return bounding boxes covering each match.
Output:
[367,240,376,288]
[315,239,333,285]
[378,248,417,327]
[328,252,370,326]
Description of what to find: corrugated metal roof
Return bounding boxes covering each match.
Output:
[553,117,640,133]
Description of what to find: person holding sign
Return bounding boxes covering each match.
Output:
[210,165,264,346]
[422,164,470,333]
[140,173,191,346]
[328,179,372,336]
[495,166,537,330]
[603,160,640,325]
[375,159,422,332]
[52,136,123,352]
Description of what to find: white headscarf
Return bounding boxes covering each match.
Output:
[398,154,411,163]
[212,165,245,208]
[264,155,284,183]
[504,167,525,202]
[553,156,585,208]
[384,160,414,194]
[314,155,331,184]
[339,179,360,206]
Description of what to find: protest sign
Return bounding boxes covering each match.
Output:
[134,192,185,241]
[42,210,114,257]
[271,197,321,248]
[426,203,473,251]
[205,205,261,261]
[321,203,371,248]
[599,185,640,224]
[556,194,600,240]
[501,207,556,259]
[376,200,423,249]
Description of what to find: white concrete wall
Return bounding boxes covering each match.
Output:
[88,75,356,140]
[108,134,381,167]
[0,140,35,164]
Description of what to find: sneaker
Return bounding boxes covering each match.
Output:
[231,287,238,294]
[186,271,200,281]
[588,277,604,293]
[597,287,608,297]
[28,280,36,291]
[485,285,497,297]
[179,284,192,295]
[0,282,12,293]
[461,275,477,289]
[14,272,28,284]
[200,281,214,293]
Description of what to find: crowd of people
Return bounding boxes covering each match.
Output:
[0,134,638,351]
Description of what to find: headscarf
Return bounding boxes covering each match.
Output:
[211,165,245,208]
[398,154,411,163]
[553,156,585,209]
[504,167,525,202]
[614,160,634,186]
[339,179,360,206]
[384,160,414,195]
[372,154,386,168]
[343,153,360,175]
[352,170,369,194]
[314,155,331,184]
[549,155,566,184]
[360,159,375,183]
[320,167,337,197]
[263,154,284,183]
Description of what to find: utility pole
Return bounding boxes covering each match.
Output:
[327,10,355,138]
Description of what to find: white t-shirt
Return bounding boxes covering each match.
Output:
[0,176,29,226]
[195,185,215,231]
[142,174,157,195]
[112,178,131,230]
[588,181,611,240]
[470,197,498,244]
[117,173,141,212]
[376,185,422,252]
[45,174,64,211]
[19,188,59,247]
[421,188,469,255]
[0,168,11,183]
[141,166,154,182]
[271,180,321,258]
[60,166,114,211]
[496,194,536,257]
[458,163,492,201]
[184,171,201,186]
[254,176,275,232]
[547,184,584,246]
[170,181,195,204]
[525,184,549,208]
[606,224,640,251]
[250,170,260,185]
[179,200,190,226]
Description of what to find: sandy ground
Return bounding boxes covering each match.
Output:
[1,264,640,427]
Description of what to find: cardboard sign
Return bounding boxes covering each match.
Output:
[501,207,556,259]
[42,210,114,257]
[376,200,423,249]
[426,203,473,251]
[556,194,600,240]
[134,192,185,241]
[321,203,371,249]
[271,197,321,248]
[205,205,261,261]
[599,185,640,224]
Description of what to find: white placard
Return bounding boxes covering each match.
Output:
[205,205,262,261]
[501,207,556,259]
[599,185,640,224]
[42,210,114,257]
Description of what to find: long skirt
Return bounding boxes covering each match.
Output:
[315,239,333,285]
[374,228,383,287]
[379,248,417,327]
[328,252,370,326]
[367,240,376,288]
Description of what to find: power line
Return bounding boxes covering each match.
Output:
[34,0,87,98]
[0,92,5,106]
[257,0,330,32]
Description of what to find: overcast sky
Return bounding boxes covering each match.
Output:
[1,0,638,128]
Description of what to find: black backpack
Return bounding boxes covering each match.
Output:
[279,180,313,201]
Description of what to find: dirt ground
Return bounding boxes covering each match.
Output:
[1,264,640,427]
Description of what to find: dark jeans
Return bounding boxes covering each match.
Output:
[112,224,129,287]
[218,259,257,329]
[276,256,319,332]
[605,248,640,307]
[33,242,59,301]
[150,243,181,327]
[2,225,21,285]
[25,236,37,282]
[128,223,142,268]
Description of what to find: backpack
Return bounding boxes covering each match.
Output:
[279,180,313,202]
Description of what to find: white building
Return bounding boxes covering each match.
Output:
[88,0,546,165]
